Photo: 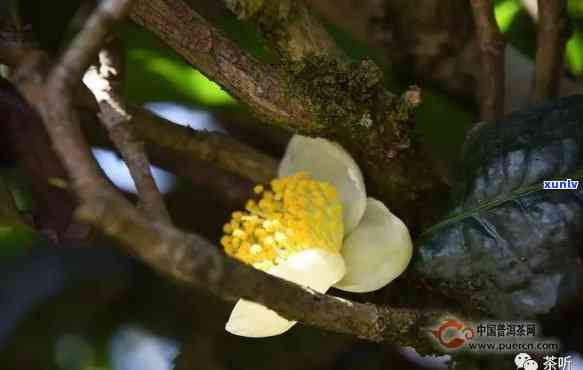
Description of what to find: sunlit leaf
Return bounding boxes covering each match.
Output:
[566,29,583,77]
[494,0,522,33]
[128,48,234,106]
[117,23,235,107]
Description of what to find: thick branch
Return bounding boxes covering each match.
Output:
[469,0,505,121]
[129,0,315,130]
[130,0,447,232]
[76,194,439,352]
[85,39,172,223]
[15,0,443,351]
[224,0,344,60]
[530,0,569,103]
[0,75,77,239]
[0,17,78,240]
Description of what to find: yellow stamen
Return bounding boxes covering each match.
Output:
[254,185,264,194]
[221,172,343,270]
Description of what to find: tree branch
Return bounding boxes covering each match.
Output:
[2,21,273,211]
[0,15,79,241]
[76,194,440,352]
[85,38,172,223]
[0,75,77,241]
[130,0,315,131]
[14,0,443,352]
[79,104,272,209]
[224,0,344,60]
[127,106,278,184]
[530,0,569,104]
[469,0,505,121]
[130,0,447,232]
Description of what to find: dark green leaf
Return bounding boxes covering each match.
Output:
[416,95,583,319]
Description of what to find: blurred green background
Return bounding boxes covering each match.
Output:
[2,0,583,369]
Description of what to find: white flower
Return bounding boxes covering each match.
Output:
[222,135,413,337]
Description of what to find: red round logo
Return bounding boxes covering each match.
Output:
[430,319,475,349]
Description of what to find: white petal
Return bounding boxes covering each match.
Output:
[278,135,366,234]
[334,198,412,293]
[225,249,345,337]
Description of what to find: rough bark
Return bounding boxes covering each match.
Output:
[130,0,315,130]
[86,38,172,223]
[12,0,445,353]
[130,0,448,232]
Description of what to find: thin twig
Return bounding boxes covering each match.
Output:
[530,0,569,104]
[469,0,505,121]
[3,28,271,213]
[127,106,278,184]
[35,0,135,196]
[80,104,274,208]
[73,80,279,186]
[84,38,172,223]
[15,0,444,352]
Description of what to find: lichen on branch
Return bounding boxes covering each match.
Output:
[282,55,412,160]
[131,0,446,230]
[220,0,445,229]
[225,0,344,60]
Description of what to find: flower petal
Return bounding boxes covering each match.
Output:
[225,249,345,337]
[278,135,366,234]
[334,198,412,293]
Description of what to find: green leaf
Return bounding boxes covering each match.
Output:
[566,28,583,77]
[568,0,583,19]
[0,223,44,258]
[416,95,583,319]
[117,22,235,107]
[128,48,235,106]
[494,0,522,33]
[0,175,44,257]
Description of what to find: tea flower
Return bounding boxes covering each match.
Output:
[222,135,413,337]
